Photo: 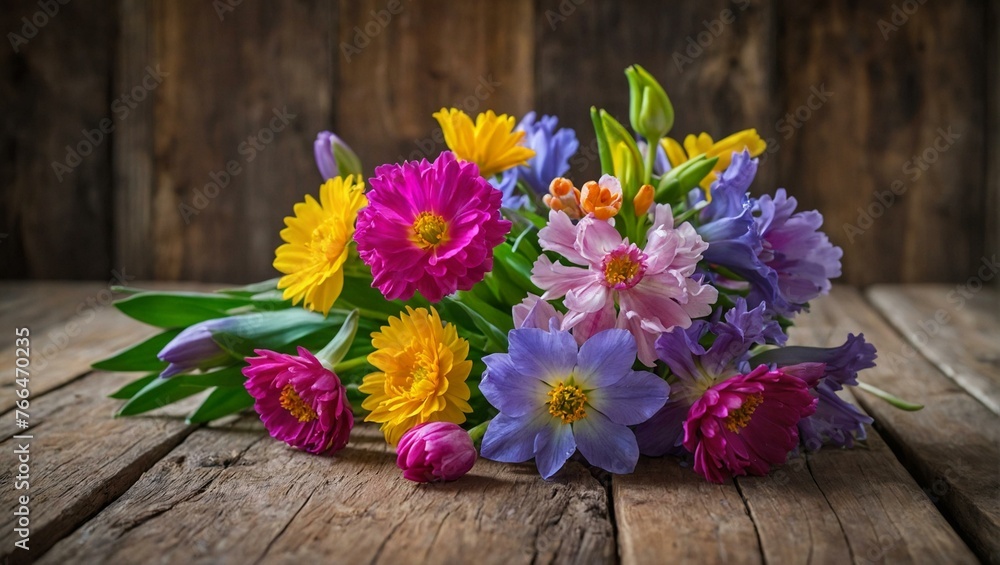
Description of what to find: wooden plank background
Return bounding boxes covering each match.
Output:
[1,0,995,285]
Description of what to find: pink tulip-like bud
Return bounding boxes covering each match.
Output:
[396,422,477,483]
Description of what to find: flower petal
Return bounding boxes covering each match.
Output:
[574,329,638,389]
[533,420,577,479]
[587,370,670,426]
[573,410,640,475]
[480,410,549,464]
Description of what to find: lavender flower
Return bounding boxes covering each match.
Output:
[515,112,579,195]
[489,167,529,210]
[480,325,668,478]
[157,317,239,377]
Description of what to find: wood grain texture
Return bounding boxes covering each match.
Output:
[778,0,987,285]
[534,0,777,186]
[614,457,762,565]
[0,372,197,562]
[813,286,1000,562]
[42,422,615,565]
[145,0,334,282]
[337,0,535,172]
[0,0,115,279]
[867,284,1000,415]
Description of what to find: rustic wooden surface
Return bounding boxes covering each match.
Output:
[1,0,995,285]
[0,282,998,564]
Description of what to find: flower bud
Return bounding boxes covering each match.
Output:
[633,184,654,216]
[626,64,674,142]
[314,131,362,180]
[157,318,239,377]
[580,175,624,221]
[396,422,477,483]
[543,177,583,219]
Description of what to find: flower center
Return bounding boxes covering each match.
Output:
[412,211,448,249]
[602,245,646,289]
[547,382,588,424]
[279,384,317,423]
[724,393,764,433]
[310,218,348,262]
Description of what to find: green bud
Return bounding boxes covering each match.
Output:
[599,110,645,198]
[655,155,718,202]
[626,64,674,141]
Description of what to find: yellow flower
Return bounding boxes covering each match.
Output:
[273,175,367,315]
[433,108,535,178]
[660,129,767,192]
[360,306,473,445]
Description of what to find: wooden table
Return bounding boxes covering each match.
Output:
[1,282,998,564]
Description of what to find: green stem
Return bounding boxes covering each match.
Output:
[333,355,369,373]
[467,419,491,448]
[857,381,924,411]
[643,139,657,186]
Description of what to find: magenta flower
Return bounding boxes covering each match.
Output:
[684,365,817,483]
[396,421,477,483]
[531,205,717,366]
[243,346,353,455]
[355,151,511,302]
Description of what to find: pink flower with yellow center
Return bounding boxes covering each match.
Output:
[531,205,717,366]
[355,152,511,302]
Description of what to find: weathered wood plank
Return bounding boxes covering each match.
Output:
[534,0,777,185]
[778,0,987,285]
[0,0,115,280]
[814,286,1000,562]
[42,422,614,564]
[147,1,334,282]
[0,371,197,561]
[337,0,534,173]
[867,284,1000,415]
[614,458,762,565]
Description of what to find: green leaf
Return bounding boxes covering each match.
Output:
[108,373,159,400]
[209,309,348,359]
[444,296,509,353]
[494,243,538,293]
[117,375,210,416]
[186,387,255,424]
[92,329,181,371]
[315,310,360,366]
[216,278,282,297]
[196,365,247,387]
[115,292,251,328]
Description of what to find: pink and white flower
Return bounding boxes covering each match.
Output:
[531,205,717,366]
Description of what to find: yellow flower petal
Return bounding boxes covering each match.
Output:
[361,306,473,445]
[273,175,367,315]
[433,108,535,178]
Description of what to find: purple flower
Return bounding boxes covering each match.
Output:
[489,167,529,210]
[696,151,789,314]
[753,189,842,312]
[396,422,478,483]
[480,325,669,478]
[751,333,876,450]
[157,317,239,377]
[314,131,361,180]
[635,298,783,456]
[516,112,579,195]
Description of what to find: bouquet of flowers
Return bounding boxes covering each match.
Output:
[97,64,918,484]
